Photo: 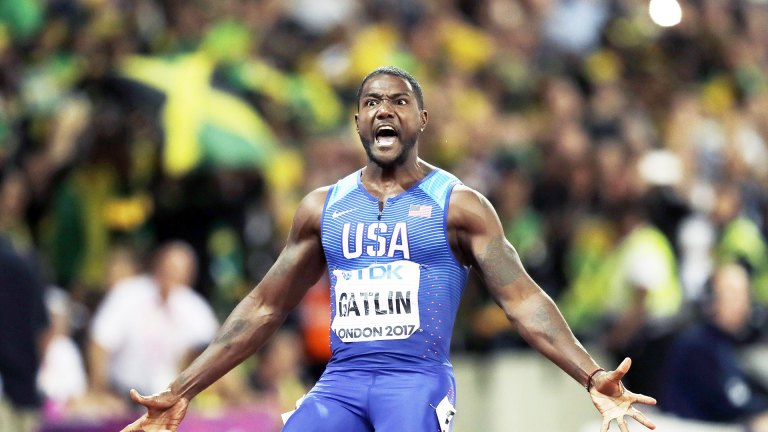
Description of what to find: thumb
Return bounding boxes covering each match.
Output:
[130,388,176,409]
[609,357,631,381]
[129,388,148,404]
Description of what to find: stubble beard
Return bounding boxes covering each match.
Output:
[359,134,417,170]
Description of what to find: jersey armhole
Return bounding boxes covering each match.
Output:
[443,182,469,270]
[319,184,336,243]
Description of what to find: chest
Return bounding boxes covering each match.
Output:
[323,195,446,262]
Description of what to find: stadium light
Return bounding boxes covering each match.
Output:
[649,0,683,27]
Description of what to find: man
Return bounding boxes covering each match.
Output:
[563,199,682,397]
[122,67,656,432]
[662,263,768,430]
[0,231,49,432]
[90,241,219,399]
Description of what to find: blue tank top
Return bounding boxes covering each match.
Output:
[321,168,469,369]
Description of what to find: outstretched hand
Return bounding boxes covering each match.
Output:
[589,358,657,432]
[119,388,190,432]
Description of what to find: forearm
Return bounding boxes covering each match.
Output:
[168,292,288,400]
[166,227,325,401]
[88,340,112,393]
[472,233,601,386]
[507,291,601,387]
[606,289,648,350]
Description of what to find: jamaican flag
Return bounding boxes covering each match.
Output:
[118,52,278,177]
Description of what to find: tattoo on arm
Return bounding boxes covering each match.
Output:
[532,303,562,344]
[176,371,190,390]
[479,234,565,345]
[478,235,524,288]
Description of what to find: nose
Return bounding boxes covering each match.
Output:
[375,100,395,118]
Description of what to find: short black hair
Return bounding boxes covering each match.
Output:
[356,66,424,110]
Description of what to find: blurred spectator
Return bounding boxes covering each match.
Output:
[284,0,359,38]
[561,197,683,396]
[563,197,682,336]
[36,287,87,421]
[710,182,768,304]
[0,169,34,256]
[661,263,768,430]
[677,213,717,301]
[41,97,150,291]
[0,231,49,432]
[87,241,218,402]
[541,0,609,58]
[104,245,141,289]
[247,330,309,415]
[297,273,332,382]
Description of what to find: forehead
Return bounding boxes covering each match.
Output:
[158,247,194,265]
[361,74,414,95]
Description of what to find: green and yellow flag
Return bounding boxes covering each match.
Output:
[119,52,278,177]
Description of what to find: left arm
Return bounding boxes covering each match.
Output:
[448,185,656,431]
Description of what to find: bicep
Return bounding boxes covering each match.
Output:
[252,189,328,313]
[452,188,539,309]
[256,233,327,311]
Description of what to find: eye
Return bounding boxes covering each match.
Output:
[366,99,378,107]
[397,99,407,105]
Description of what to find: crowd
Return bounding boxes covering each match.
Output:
[1,0,768,430]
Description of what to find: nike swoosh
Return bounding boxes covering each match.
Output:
[332,208,356,219]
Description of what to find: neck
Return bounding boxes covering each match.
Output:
[361,157,433,200]
[156,281,173,303]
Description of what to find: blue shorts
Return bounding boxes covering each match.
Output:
[282,365,457,432]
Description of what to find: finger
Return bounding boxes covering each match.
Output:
[601,418,610,432]
[130,388,146,404]
[630,391,657,406]
[617,416,629,432]
[610,357,632,381]
[131,388,176,410]
[630,407,657,430]
[119,416,146,432]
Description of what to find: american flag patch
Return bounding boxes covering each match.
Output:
[408,204,432,218]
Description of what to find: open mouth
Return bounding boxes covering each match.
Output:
[375,126,399,145]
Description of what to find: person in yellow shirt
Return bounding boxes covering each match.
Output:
[563,199,682,397]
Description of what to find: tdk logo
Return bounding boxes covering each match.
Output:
[354,264,404,281]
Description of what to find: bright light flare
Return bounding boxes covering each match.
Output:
[649,0,683,27]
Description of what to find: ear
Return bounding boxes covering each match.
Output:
[354,113,359,132]
[420,110,428,132]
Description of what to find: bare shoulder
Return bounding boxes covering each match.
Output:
[446,183,505,266]
[448,184,501,231]
[299,186,332,212]
[291,186,332,236]
[450,184,488,206]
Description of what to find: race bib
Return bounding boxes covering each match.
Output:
[331,260,421,342]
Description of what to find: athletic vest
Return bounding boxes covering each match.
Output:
[321,168,468,369]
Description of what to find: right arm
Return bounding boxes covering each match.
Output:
[121,188,329,432]
[170,187,328,399]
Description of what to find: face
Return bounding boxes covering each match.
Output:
[154,245,197,294]
[355,74,427,168]
[711,264,751,334]
[0,172,28,219]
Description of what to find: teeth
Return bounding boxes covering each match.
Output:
[375,125,396,145]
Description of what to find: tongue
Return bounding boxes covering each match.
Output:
[377,135,397,145]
